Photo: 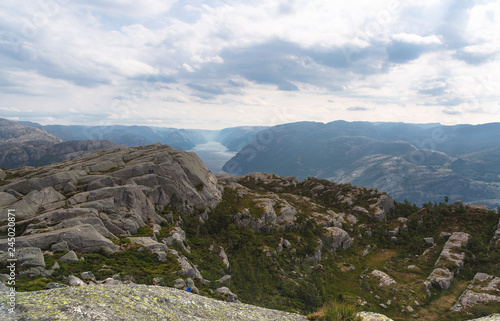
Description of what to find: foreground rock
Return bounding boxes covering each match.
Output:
[0,284,307,321]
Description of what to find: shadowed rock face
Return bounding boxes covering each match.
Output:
[0,144,222,253]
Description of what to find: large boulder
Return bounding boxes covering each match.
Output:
[164,227,186,246]
[59,251,80,264]
[177,256,202,279]
[0,192,17,208]
[215,287,240,303]
[66,275,86,286]
[0,247,45,268]
[428,268,454,290]
[371,270,397,287]
[17,247,45,268]
[320,227,353,251]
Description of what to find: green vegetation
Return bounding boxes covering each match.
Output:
[6,177,500,320]
[2,246,181,292]
[308,301,361,321]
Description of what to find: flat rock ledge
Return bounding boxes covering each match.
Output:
[450,273,500,313]
[0,284,307,321]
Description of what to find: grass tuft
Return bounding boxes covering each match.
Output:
[308,301,362,321]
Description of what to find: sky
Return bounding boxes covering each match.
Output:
[0,0,499,129]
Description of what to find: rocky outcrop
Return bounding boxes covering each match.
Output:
[450,273,500,312]
[59,251,80,264]
[428,232,470,289]
[320,227,353,251]
[492,218,500,247]
[0,247,45,268]
[466,314,500,321]
[0,284,308,321]
[0,144,222,254]
[215,286,240,303]
[0,224,119,253]
[46,140,116,162]
[370,194,395,221]
[177,256,202,279]
[128,237,170,261]
[371,270,397,287]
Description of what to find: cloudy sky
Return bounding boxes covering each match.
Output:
[0,0,499,129]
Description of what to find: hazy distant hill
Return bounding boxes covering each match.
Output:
[3,120,266,170]
[449,147,500,183]
[19,122,207,150]
[216,126,269,151]
[223,121,500,206]
[0,118,116,168]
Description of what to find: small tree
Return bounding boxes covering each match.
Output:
[444,196,449,204]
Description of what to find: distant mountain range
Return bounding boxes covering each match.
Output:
[2,118,500,207]
[19,121,207,150]
[18,120,267,152]
[0,118,266,169]
[223,121,500,207]
[0,119,115,168]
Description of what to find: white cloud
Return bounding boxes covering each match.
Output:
[75,0,178,18]
[392,33,442,45]
[465,2,500,43]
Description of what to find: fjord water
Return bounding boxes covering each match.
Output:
[189,141,236,173]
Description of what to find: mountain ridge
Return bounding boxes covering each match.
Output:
[223,121,500,207]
